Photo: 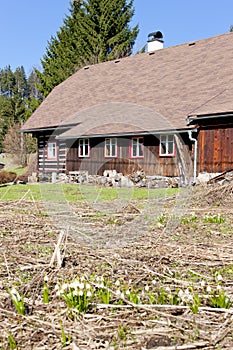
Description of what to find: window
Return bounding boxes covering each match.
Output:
[47,142,57,159]
[79,138,90,157]
[131,137,144,158]
[159,135,175,156]
[105,138,117,157]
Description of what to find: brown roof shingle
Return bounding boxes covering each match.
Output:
[22,32,233,136]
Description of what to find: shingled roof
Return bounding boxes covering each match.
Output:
[22,32,233,137]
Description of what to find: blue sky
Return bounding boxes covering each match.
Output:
[0,0,232,76]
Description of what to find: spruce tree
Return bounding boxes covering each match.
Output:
[0,66,39,152]
[36,0,139,97]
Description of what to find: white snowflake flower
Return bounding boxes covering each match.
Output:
[145,285,149,292]
[216,274,223,281]
[178,289,184,298]
[56,290,62,297]
[187,294,193,302]
[200,280,206,288]
[206,285,211,293]
[115,280,120,286]
[10,288,20,301]
[61,283,68,291]
[54,284,59,291]
[79,282,85,290]
[70,280,80,289]
[44,275,49,283]
[78,290,84,296]
[86,290,92,297]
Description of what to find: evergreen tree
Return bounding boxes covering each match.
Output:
[0,66,15,98]
[36,0,139,97]
[0,66,41,152]
[14,66,28,98]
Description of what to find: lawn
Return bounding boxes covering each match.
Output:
[0,183,180,202]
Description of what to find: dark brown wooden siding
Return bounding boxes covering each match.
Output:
[38,134,66,173]
[66,134,192,177]
[198,125,233,173]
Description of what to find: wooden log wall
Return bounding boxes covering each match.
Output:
[38,134,66,173]
[66,134,192,177]
[198,125,233,173]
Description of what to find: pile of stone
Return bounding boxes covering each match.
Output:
[90,170,180,188]
[36,169,180,188]
[55,171,88,184]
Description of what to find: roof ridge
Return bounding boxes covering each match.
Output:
[60,31,233,77]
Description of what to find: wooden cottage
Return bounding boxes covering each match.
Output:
[21,32,233,182]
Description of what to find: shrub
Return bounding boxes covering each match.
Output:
[0,170,17,184]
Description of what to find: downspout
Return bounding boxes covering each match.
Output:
[188,130,197,184]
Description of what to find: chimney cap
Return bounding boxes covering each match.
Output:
[148,31,163,41]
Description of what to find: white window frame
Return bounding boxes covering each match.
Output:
[78,138,90,157]
[47,141,57,160]
[131,137,144,158]
[105,138,117,157]
[159,135,175,156]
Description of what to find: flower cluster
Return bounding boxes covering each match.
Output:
[8,287,25,315]
[54,273,232,314]
[203,213,226,224]
[55,275,113,312]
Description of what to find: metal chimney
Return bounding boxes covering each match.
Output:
[147,31,164,52]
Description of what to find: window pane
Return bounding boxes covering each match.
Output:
[48,142,56,159]
[106,144,110,156]
[131,138,143,157]
[168,135,174,142]
[85,144,89,156]
[168,141,174,154]
[160,135,174,156]
[160,142,166,154]
[79,139,89,157]
[160,135,166,142]
[138,143,143,156]
[132,141,137,156]
[139,138,143,156]
[105,138,117,157]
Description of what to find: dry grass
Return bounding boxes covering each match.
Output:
[0,184,233,349]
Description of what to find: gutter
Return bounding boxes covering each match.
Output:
[186,112,233,125]
[19,124,79,133]
[56,128,197,140]
[188,130,198,184]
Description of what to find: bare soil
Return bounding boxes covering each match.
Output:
[1,183,233,349]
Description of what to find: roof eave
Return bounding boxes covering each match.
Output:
[56,127,197,140]
[186,112,233,125]
[20,123,79,133]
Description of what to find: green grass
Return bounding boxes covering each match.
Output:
[0,183,180,202]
